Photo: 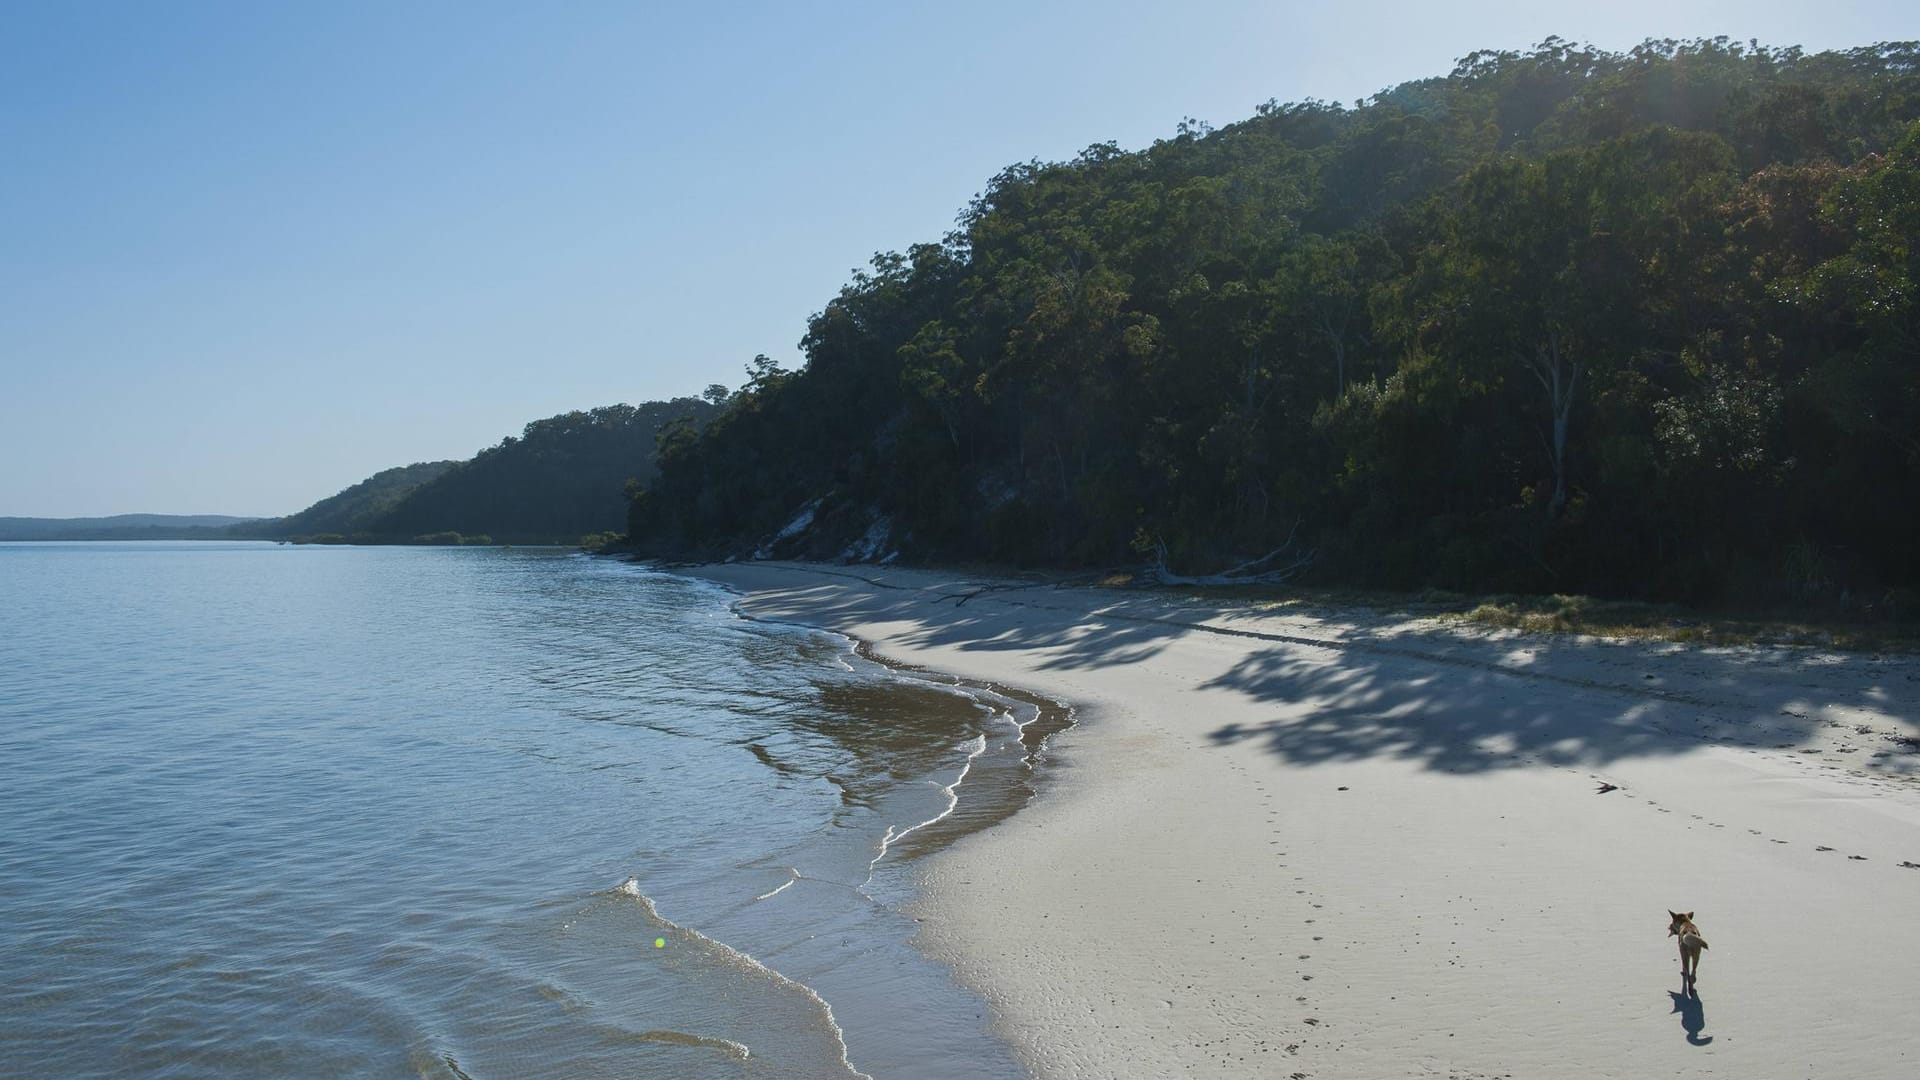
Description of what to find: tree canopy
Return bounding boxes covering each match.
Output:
[368,400,718,544]
[245,399,718,545]
[230,461,458,540]
[630,38,1920,606]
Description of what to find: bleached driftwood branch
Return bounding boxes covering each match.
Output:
[1145,524,1313,587]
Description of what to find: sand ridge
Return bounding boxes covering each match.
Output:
[688,561,1920,1080]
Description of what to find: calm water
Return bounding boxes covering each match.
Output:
[0,543,1065,1079]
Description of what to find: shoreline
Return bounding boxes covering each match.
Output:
[685,560,1920,1080]
[683,568,1076,1078]
[696,572,1079,865]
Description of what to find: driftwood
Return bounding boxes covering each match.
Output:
[1145,526,1313,587]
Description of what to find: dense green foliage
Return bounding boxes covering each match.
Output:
[242,400,718,545]
[365,401,718,544]
[230,461,457,541]
[632,38,1920,606]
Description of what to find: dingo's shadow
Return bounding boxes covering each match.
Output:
[1669,986,1712,1046]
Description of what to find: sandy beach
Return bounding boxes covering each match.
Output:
[688,561,1920,1080]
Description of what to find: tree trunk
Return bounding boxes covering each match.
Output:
[1528,329,1579,518]
[1318,297,1353,398]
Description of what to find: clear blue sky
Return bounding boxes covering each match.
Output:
[3,1,1914,517]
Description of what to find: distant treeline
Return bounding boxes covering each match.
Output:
[0,515,259,542]
[629,38,1920,607]
[228,461,458,542]
[245,400,719,545]
[6,400,716,547]
[287,530,493,547]
[358,401,719,543]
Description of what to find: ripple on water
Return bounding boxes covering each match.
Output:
[0,544,1056,1078]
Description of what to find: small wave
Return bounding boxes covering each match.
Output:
[1000,700,1050,767]
[610,878,872,1080]
[745,741,800,776]
[862,733,989,887]
[753,868,798,902]
[533,981,590,1014]
[831,639,857,673]
[985,682,1075,763]
[824,772,867,808]
[632,1029,752,1059]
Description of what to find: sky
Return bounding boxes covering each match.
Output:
[3,1,1916,517]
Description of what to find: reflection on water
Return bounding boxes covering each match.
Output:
[0,543,1066,1079]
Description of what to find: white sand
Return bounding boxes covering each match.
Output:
[687,561,1920,1079]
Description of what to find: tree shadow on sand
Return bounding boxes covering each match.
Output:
[743,577,1197,673]
[1200,634,1919,775]
[1200,648,1743,774]
[721,568,1920,776]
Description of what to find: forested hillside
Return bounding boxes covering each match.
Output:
[364,400,719,543]
[630,38,1920,606]
[229,400,715,545]
[230,461,457,541]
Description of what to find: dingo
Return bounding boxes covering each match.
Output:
[1668,910,1709,983]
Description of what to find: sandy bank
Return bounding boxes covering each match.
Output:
[687,561,1920,1080]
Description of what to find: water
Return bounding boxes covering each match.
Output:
[0,543,1068,1079]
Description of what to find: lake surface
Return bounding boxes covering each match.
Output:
[0,543,1065,1078]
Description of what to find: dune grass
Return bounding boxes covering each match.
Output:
[1446,592,1920,652]
[1073,570,1920,653]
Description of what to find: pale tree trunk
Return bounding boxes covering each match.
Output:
[1242,346,1262,411]
[1317,303,1352,397]
[1146,523,1312,586]
[1527,329,1579,518]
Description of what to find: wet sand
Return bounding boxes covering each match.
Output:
[687,561,1920,1080]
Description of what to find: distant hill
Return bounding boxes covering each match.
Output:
[362,399,719,544]
[0,514,259,541]
[228,461,458,540]
[228,398,720,545]
[6,396,720,546]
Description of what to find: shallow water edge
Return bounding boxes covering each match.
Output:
[674,567,1078,1078]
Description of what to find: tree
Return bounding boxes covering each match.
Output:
[625,39,1920,602]
[1413,129,1734,518]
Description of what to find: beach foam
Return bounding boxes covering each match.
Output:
[613,878,872,1080]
